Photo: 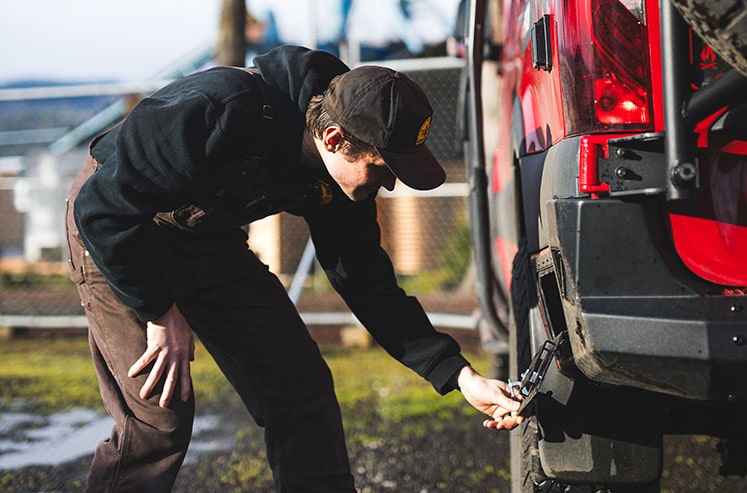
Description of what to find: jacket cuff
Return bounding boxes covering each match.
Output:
[135,299,174,324]
[429,354,471,395]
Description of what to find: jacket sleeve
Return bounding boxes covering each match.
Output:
[74,89,227,322]
[303,193,469,394]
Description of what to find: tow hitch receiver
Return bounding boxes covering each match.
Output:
[509,334,563,416]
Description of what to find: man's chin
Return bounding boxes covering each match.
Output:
[349,189,376,202]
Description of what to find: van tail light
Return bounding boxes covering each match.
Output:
[559,0,654,134]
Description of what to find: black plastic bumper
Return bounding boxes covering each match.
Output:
[543,197,747,401]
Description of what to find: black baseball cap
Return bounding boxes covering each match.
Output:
[322,65,446,190]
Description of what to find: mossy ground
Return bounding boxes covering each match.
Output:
[2,337,746,492]
[0,336,510,492]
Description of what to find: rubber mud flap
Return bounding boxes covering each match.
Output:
[535,379,663,485]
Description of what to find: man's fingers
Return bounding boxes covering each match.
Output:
[180,359,192,402]
[127,347,157,378]
[129,346,193,407]
[499,395,522,412]
[139,353,166,400]
[132,311,194,407]
[161,358,192,406]
[160,361,178,408]
[483,412,525,430]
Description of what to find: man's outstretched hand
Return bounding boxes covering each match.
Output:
[128,303,195,408]
[456,365,525,430]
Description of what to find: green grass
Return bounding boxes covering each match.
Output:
[0,337,101,411]
[0,335,491,492]
[0,337,240,412]
[3,336,745,493]
[0,271,72,289]
[0,336,486,424]
[324,346,483,444]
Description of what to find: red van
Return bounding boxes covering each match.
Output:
[460,0,747,490]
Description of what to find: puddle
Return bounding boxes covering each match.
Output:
[0,409,234,470]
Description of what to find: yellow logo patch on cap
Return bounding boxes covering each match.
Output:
[416,117,431,145]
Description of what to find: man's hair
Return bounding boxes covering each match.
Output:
[306,74,379,161]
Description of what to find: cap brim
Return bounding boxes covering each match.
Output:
[378,145,446,191]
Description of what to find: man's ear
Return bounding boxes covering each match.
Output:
[322,126,344,152]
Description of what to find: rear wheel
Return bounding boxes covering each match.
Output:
[508,240,567,492]
[671,0,747,76]
[508,238,546,493]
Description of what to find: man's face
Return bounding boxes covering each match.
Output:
[317,128,397,201]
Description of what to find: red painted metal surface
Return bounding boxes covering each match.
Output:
[488,0,745,288]
[664,36,747,287]
[668,143,747,286]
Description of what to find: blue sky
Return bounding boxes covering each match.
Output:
[0,0,222,83]
[0,0,459,84]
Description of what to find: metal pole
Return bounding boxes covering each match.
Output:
[661,0,698,200]
[288,237,316,304]
[465,0,509,336]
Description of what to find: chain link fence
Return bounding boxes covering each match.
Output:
[0,57,479,336]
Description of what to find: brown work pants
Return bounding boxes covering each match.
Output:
[65,155,355,492]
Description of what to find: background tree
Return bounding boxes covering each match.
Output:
[215,0,246,66]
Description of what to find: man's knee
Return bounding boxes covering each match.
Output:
[128,392,196,452]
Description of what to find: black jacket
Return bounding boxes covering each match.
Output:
[74,45,467,394]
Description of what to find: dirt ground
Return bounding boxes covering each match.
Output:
[3,285,747,492]
[4,399,747,493]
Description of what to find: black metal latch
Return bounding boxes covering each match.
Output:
[598,133,672,196]
[531,14,553,72]
[509,333,563,416]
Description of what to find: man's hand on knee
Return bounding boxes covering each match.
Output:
[128,303,195,408]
